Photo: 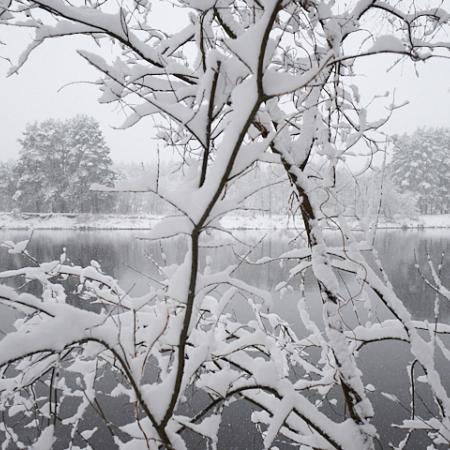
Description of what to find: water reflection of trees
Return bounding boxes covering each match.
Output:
[2,230,450,321]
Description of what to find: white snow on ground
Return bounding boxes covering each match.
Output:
[0,213,160,230]
[0,212,449,230]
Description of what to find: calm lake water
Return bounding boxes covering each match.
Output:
[1,229,450,449]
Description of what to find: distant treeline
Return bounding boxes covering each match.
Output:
[0,158,418,220]
[2,120,447,218]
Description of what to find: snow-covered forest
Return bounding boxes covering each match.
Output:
[1,1,450,449]
[0,152,421,219]
[4,122,449,220]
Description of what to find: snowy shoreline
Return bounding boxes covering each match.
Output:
[1,212,450,231]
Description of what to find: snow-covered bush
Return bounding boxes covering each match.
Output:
[1,1,450,449]
[334,169,419,222]
[380,178,419,221]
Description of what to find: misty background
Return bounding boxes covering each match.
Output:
[1,14,450,221]
[1,9,450,164]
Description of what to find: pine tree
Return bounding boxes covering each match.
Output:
[0,161,16,212]
[389,128,450,214]
[14,116,116,213]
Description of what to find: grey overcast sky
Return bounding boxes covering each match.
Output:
[1,23,450,164]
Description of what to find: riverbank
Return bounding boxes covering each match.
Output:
[0,212,450,230]
[0,213,160,230]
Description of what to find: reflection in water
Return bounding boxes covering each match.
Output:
[0,229,450,449]
[2,229,449,315]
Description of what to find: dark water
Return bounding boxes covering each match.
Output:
[1,229,450,449]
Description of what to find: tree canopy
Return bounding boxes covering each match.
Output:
[14,116,116,213]
[390,128,450,214]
